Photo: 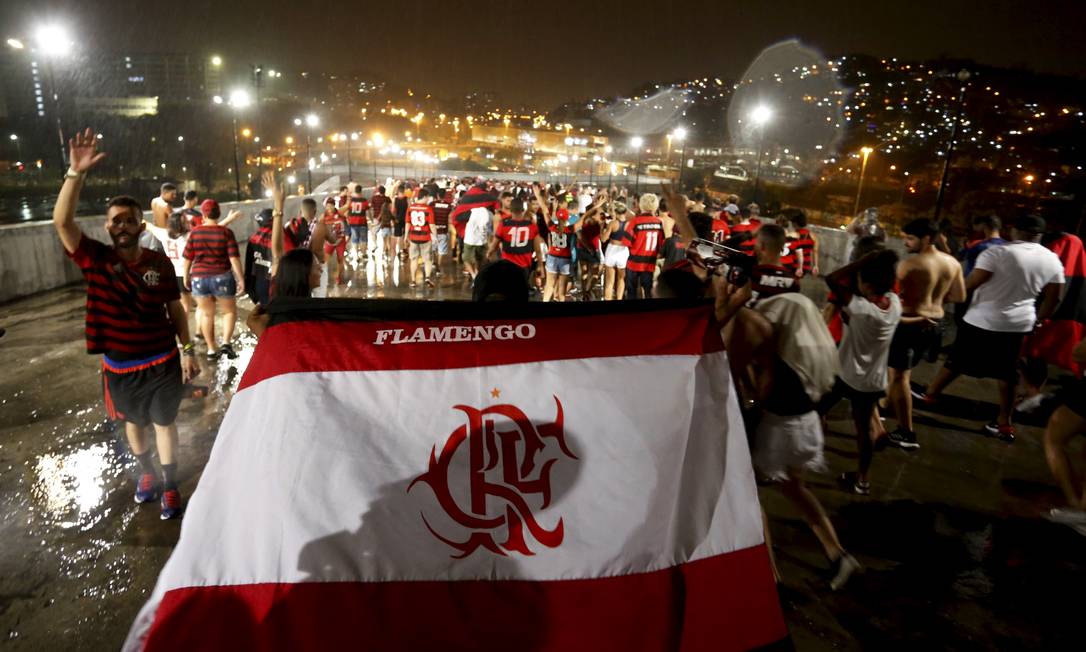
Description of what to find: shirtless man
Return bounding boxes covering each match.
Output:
[151,183,178,228]
[886,218,966,450]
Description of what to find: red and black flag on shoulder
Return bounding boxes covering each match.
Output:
[1025,232,1086,375]
[450,185,500,235]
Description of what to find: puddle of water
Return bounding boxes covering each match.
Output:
[30,442,125,531]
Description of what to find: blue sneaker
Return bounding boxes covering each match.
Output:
[134,473,159,503]
[160,488,183,520]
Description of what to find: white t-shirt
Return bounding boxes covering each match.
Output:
[965,242,1064,333]
[145,223,187,276]
[839,293,902,393]
[464,207,492,246]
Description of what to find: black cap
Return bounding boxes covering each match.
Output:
[255,208,274,227]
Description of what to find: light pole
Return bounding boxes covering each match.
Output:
[854,146,873,215]
[673,127,688,189]
[749,105,772,204]
[227,89,251,200]
[933,69,971,222]
[605,146,613,189]
[294,114,319,192]
[24,25,73,169]
[631,136,643,194]
[9,134,21,163]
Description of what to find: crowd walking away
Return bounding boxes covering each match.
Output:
[54,126,1086,557]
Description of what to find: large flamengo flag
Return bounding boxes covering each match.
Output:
[124,299,787,652]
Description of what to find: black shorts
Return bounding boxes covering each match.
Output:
[945,322,1025,381]
[393,221,405,238]
[102,352,183,427]
[1057,378,1086,420]
[887,321,941,371]
[817,377,884,418]
[176,276,188,293]
[577,246,601,265]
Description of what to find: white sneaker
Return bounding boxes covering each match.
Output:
[829,553,861,590]
[1046,507,1086,526]
[1015,393,1051,415]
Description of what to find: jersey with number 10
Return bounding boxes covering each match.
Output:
[495,217,539,269]
[622,214,664,272]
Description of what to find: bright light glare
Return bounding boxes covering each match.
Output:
[211,55,222,66]
[8,134,17,141]
[287,175,297,184]
[34,25,73,57]
[630,136,643,148]
[6,38,24,50]
[673,127,687,140]
[212,95,223,105]
[305,114,319,128]
[860,146,874,155]
[228,89,251,108]
[750,105,773,126]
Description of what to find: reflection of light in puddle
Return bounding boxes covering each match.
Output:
[32,443,120,530]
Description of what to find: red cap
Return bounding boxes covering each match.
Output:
[200,199,220,216]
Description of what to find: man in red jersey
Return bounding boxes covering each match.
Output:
[732,206,761,255]
[710,209,732,244]
[345,184,370,265]
[488,192,545,286]
[53,128,198,521]
[402,188,437,287]
[621,193,665,299]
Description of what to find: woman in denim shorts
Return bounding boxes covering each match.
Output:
[182,200,244,360]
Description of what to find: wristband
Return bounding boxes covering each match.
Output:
[64,167,85,180]
[182,342,196,354]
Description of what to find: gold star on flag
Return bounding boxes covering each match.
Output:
[490,388,501,398]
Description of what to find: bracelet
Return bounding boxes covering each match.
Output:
[182,342,195,353]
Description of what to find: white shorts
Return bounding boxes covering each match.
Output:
[751,410,826,481]
[433,233,450,255]
[603,244,629,269]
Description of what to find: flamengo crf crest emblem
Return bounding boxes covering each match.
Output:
[409,396,577,558]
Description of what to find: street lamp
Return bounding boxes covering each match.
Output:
[295,113,319,192]
[673,127,688,188]
[22,24,74,168]
[211,55,222,67]
[854,147,873,215]
[749,105,772,204]
[933,69,972,221]
[9,134,21,163]
[631,136,644,194]
[225,88,251,200]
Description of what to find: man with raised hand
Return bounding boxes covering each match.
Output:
[54,128,199,521]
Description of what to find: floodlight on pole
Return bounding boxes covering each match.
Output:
[631,137,644,193]
[750,105,772,126]
[211,55,222,66]
[750,105,773,203]
[674,128,689,188]
[305,114,319,128]
[34,24,73,58]
[228,88,251,108]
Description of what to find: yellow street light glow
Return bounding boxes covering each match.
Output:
[241,128,251,137]
[285,136,294,145]
[211,55,222,66]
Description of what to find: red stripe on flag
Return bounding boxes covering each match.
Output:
[238,306,723,390]
[142,545,786,652]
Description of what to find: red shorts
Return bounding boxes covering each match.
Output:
[324,241,346,257]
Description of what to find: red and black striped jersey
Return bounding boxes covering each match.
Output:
[183,225,239,277]
[710,218,731,244]
[346,196,369,226]
[432,201,452,234]
[621,214,665,273]
[67,234,180,357]
[495,217,539,269]
[406,203,435,242]
[793,228,816,273]
[547,220,575,258]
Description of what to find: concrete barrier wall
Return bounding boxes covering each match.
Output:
[1,203,903,303]
[0,197,314,303]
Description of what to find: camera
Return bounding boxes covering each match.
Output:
[691,238,756,286]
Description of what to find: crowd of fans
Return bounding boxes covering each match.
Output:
[49,128,1086,587]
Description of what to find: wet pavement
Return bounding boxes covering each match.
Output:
[0,256,1082,650]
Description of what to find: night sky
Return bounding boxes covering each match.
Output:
[4,0,1085,106]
